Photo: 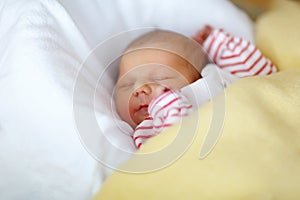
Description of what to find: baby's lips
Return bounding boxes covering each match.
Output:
[136,104,148,111]
[138,105,148,110]
[131,104,150,125]
[133,104,149,118]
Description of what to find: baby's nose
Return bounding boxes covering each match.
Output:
[133,83,168,98]
[133,84,152,97]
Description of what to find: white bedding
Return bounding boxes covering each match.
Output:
[0,0,253,199]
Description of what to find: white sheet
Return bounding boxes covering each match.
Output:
[0,0,254,199]
[0,0,103,199]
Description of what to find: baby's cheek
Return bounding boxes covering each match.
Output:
[128,97,135,115]
[173,79,190,90]
[115,92,130,117]
[119,101,136,128]
[151,85,169,98]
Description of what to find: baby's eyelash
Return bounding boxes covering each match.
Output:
[118,82,134,88]
[153,76,170,80]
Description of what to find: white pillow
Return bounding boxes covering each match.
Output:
[60,0,254,48]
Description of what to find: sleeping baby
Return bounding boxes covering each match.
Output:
[114,25,277,148]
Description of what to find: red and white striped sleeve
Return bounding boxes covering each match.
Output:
[203,29,277,77]
[133,116,156,149]
[133,90,193,148]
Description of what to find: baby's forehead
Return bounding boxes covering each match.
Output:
[119,48,188,70]
[117,29,205,78]
[118,53,175,74]
[125,30,192,54]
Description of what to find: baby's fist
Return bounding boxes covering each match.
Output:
[192,25,213,45]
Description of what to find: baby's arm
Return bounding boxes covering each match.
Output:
[194,26,277,77]
[133,116,156,149]
[133,90,193,148]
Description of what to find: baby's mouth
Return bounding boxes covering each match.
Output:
[137,104,148,111]
[131,104,149,125]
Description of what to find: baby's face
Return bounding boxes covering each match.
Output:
[115,49,200,128]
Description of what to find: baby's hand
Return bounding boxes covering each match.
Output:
[148,90,193,130]
[192,25,213,45]
[133,90,193,149]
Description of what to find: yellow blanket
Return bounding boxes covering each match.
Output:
[96,69,300,199]
[255,0,300,71]
[95,1,300,199]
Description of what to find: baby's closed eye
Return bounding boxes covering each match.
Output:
[118,81,134,89]
[152,75,173,81]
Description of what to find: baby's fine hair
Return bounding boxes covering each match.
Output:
[124,29,208,72]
